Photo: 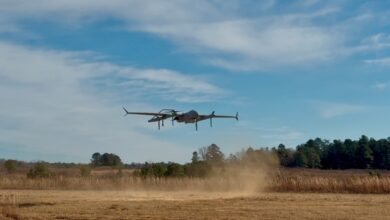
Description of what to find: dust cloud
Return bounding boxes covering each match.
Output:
[0,153,279,201]
[125,151,280,200]
[204,151,280,196]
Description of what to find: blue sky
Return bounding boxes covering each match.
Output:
[0,0,390,163]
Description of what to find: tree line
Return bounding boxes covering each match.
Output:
[137,135,390,177]
[3,135,390,178]
[276,135,390,169]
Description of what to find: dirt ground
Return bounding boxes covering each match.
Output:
[1,190,390,220]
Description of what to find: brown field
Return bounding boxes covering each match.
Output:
[1,190,390,220]
[1,168,390,219]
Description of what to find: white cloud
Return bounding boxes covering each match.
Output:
[120,68,224,101]
[364,57,390,66]
[356,33,390,52]
[140,19,341,70]
[0,0,349,70]
[365,33,390,46]
[312,101,365,119]
[6,1,390,71]
[0,41,222,162]
[372,82,388,90]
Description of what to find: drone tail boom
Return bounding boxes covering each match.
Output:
[123,107,130,116]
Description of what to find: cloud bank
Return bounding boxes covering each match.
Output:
[0,41,222,162]
[1,0,382,71]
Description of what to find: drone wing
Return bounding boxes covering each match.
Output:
[123,107,168,117]
[197,111,239,121]
[192,111,238,130]
[212,113,239,120]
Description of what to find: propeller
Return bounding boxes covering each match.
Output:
[160,109,181,115]
[171,110,181,116]
[210,111,215,127]
[158,109,181,128]
[170,110,180,126]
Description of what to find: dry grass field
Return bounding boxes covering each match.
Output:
[1,190,390,220]
[1,168,390,219]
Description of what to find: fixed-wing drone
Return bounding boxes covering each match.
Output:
[123,108,238,131]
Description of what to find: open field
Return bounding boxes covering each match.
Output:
[2,168,390,219]
[1,169,390,219]
[1,190,390,220]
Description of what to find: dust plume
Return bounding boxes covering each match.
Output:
[203,149,279,195]
[0,151,280,199]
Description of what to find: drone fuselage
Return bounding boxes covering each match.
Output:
[174,110,199,123]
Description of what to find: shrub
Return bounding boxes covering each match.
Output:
[140,163,167,177]
[91,152,122,167]
[184,161,210,177]
[116,168,123,177]
[165,163,185,177]
[369,170,382,178]
[27,162,52,178]
[4,160,17,173]
[80,166,91,177]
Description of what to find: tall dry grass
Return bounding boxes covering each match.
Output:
[271,175,390,194]
[268,168,390,194]
[0,175,264,192]
[1,168,390,194]
[0,157,276,193]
